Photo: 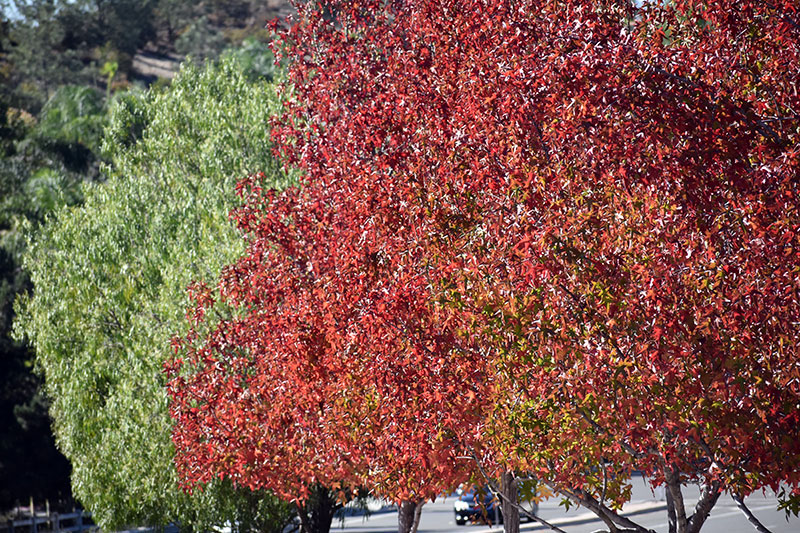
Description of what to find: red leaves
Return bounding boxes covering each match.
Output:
[166,0,800,515]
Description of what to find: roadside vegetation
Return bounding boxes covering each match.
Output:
[1,0,291,524]
[4,2,800,533]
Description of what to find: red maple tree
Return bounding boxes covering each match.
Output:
[169,1,800,533]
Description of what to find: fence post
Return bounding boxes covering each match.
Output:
[77,512,83,533]
[53,513,60,533]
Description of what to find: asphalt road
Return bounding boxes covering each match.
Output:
[336,476,800,533]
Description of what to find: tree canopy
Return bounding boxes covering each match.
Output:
[15,56,293,530]
[168,2,800,533]
[1,0,293,512]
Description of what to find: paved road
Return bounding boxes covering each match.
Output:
[337,476,800,533]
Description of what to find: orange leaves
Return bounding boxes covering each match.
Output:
[165,0,800,517]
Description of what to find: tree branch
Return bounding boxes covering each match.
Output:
[557,485,620,533]
[543,481,656,533]
[466,448,570,533]
[687,480,722,533]
[732,494,775,533]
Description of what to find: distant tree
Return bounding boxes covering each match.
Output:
[175,15,227,63]
[31,85,106,176]
[221,37,278,82]
[15,57,294,531]
[3,0,90,105]
[152,0,196,44]
[2,0,155,108]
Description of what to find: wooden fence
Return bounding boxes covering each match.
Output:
[5,511,96,533]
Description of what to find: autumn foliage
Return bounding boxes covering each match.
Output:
[168,1,800,532]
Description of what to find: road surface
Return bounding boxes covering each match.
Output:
[336,476,799,533]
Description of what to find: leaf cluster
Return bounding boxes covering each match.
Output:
[15,56,292,530]
[169,2,800,532]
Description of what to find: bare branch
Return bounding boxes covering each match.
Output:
[557,485,620,533]
[732,494,775,533]
[466,448,569,533]
[542,480,656,533]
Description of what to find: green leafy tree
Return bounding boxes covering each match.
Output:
[2,0,156,108]
[15,57,293,530]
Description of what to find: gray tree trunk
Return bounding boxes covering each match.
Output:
[666,487,677,533]
[398,499,423,533]
[501,471,520,533]
[411,500,424,533]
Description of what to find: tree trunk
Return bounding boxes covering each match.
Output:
[687,481,721,533]
[666,487,677,533]
[398,499,426,533]
[411,500,424,533]
[297,484,339,533]
[501,471,520,533]
[665,467,688,533]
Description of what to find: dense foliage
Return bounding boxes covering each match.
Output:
[15,57,293,530]
[169,2,800,533]
[1,0,290,513]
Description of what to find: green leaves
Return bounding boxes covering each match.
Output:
[15,56,291,530]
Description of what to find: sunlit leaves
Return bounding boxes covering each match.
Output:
[16,57,291,530]
[170,1,800,529]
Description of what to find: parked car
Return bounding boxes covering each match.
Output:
[453,484,540,526]
[453,486,502,526]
